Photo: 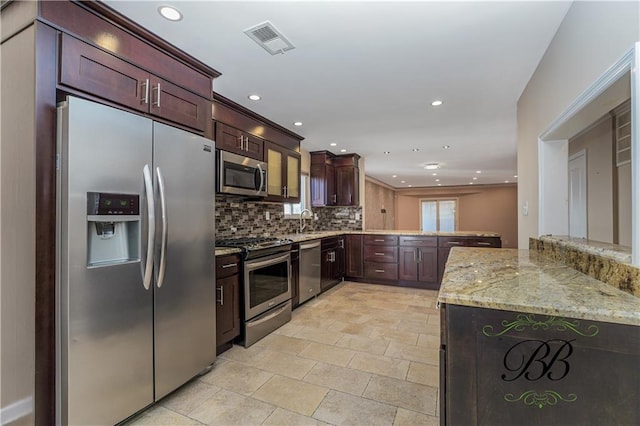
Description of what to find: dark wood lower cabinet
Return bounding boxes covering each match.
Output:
[345,234,363,278]
[398,245,437,289]
[215,255,240,354]
[441,304,640,425]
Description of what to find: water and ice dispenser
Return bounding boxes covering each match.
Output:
[86,192,140,266]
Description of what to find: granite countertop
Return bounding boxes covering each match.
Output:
[437,247,640,326]
[214,247,242,256]
[538,235,632,265]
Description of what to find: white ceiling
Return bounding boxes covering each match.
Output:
[104,0,572,188]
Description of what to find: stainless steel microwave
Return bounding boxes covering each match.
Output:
[216,150,267,197]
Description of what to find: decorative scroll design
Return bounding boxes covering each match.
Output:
[482,314,599,337]
[504,390,577,408]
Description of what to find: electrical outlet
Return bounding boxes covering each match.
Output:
[355,212,360,220]
[265,211,270,220]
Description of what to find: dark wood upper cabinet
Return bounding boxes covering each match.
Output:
[215,122,264,160]
[264,141,301,203]
[310,151,360,206]
[59,33,208,131]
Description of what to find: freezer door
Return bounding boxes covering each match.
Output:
[57,97,154,425]
[152,122,216,399]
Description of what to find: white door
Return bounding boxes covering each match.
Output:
[568,150,587,238]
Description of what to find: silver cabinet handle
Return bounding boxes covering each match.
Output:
[141,78,149,104]
[477,242,492,246]
[155,167,168,288]
[141,165,155,290]
[332,194,337,203]
[300,242,321,250]
[418,248,423,262]
[374,239,385,242]
[221,263,237,269]
[413,249,417,261]
[152,83,161,108]
[374,252,385,256]
[216,286,224,305]
[339,240,344,248]
[256,163,264,194]
[375,269,385,273]
[447,241,462,245]
[237,135,244,150]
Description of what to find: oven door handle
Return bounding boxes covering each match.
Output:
[245,253,290,270]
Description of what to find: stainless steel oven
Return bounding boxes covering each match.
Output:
[215,237,292,347]
[243,251,291,346]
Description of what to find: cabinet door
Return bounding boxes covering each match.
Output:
[320,249,333,290]
[345,234,363,278]
[215,123,244,155]
[266,143,285,201]
[149,77,208,131]
[215,123,264,160]
[60,33,149,113]
[216,274,240,345]
[335,166,359,206]
[398,247,418,281]
[417,247,438,284]
[286,151,301,202]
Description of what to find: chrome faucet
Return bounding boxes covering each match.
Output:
[299,209,313,233]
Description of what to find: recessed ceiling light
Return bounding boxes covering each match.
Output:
[505,180,510,183]
[248,94,261,101]
[473,177,477,180]
[469,182,474,185]
[158,5,182,21]
[431,100,443,107]
[432,173,437,176]
[330,143,337,146]
[435,179,440,182]
[392,175,397,178]
[424,163,439,170]
[293,121,303,126]
[412,148,420,152]
[437,184,442,186]
[401,180,405,183]
[514,175,518,178]
[383,151,390,154]
[408,185,413,187]
[340,149,347,153]
[476,170,482,174]
[442,145,450,149]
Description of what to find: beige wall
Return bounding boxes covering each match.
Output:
[365,179,395,230]
[1,21,37,424]
[393,185,518,248]
[517,1,639,247]
[568,117,614,243]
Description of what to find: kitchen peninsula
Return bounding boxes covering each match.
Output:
[438,248,640,425]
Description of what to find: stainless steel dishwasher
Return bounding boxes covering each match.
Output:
[299,240,321,304]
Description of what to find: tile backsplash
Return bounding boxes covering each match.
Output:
[215,196,362,239]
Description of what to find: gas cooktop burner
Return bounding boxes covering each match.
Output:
[215,237,293,259]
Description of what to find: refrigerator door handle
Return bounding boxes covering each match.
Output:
[156,166,169,288]
[142,164,155,290]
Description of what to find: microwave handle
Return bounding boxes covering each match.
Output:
[255,163,265,194]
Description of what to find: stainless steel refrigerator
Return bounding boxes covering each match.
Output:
[56,96,216,425]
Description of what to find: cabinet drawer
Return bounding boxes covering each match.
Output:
[364,262,398,280]
[399,236,437,247]
[438,236,501,248]
[216,254,240,278]
[363,235,398,246]
[363,246,397,263]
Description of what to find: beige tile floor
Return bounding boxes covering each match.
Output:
[126,282,441,425]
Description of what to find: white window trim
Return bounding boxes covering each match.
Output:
[419,197,459,232]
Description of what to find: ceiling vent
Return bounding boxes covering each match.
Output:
[244,21,295,55]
